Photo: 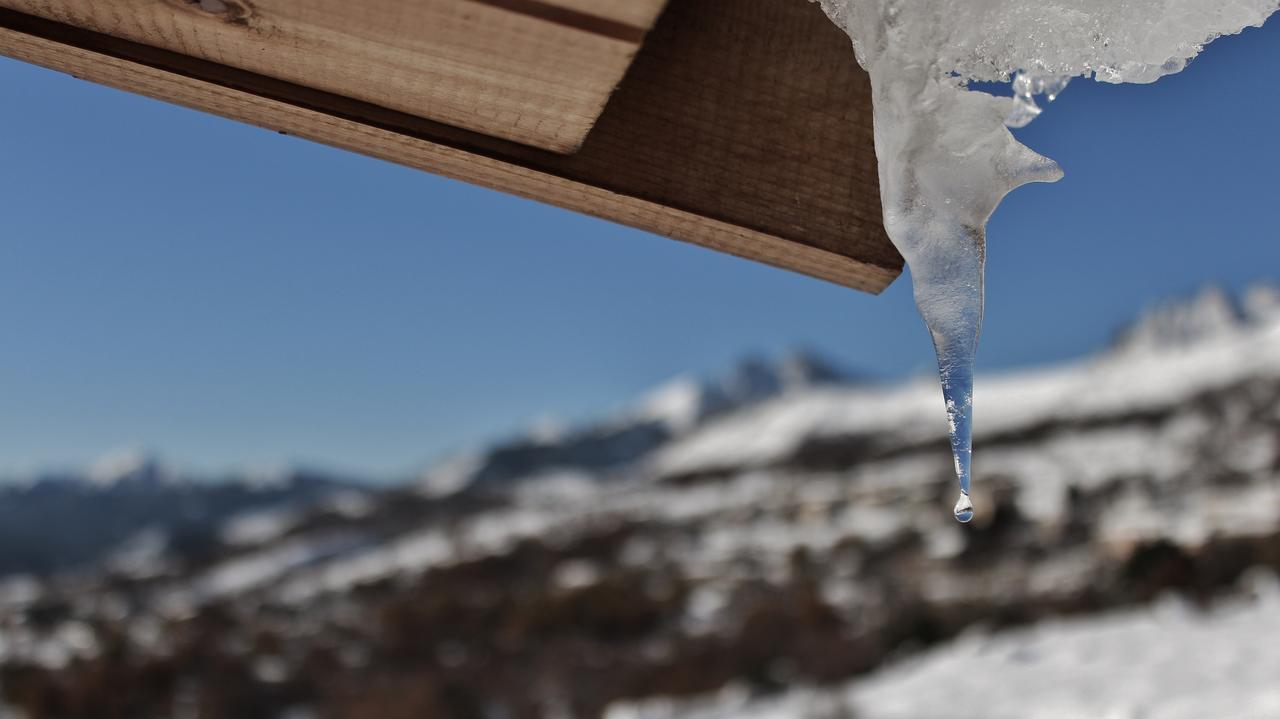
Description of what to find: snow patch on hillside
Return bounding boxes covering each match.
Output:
[608,573,1280,719]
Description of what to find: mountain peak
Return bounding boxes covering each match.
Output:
[85,449,176,488]
[1242,283,1280,325]
[421,350,859,493]
[779,349,854,387]
[634,350,854,432]
[1111,285,1257,353]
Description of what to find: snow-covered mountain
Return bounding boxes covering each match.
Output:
[82,449,179,488]
[656,283,1280,482]
[1112,283,1280,351]
[416,284,1280,501]
[0,285,1277,719]
[420,350,858,495]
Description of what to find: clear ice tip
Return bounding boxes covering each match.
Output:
[953,492,975,523]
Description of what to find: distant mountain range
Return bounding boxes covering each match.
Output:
[0,284,1276,718]
[0,350,857,579]
[420,349,858,494]
[2,283,1276,579]
[0,452,357,576]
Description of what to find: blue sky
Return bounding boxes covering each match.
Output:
[0,16,1276,479]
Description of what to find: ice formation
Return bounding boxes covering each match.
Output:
[816,0,1279,522]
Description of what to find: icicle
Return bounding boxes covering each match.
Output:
[813,0,1278,521]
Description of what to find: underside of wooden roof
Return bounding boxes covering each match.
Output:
[0,0,903,292]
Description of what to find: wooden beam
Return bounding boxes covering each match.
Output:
[0,0,903,292]
[0,0,668,153]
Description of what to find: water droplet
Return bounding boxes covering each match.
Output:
[953,493,974,523]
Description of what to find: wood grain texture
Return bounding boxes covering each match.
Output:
[0,0,667,152]
[533,0,666,30]
[0,0,903,292]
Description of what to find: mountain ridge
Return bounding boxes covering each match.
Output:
[0,283,1278,718]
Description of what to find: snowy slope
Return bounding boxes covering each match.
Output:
[155,285,1280,605]
[656,286,1280,478]
[607,576,1280,719]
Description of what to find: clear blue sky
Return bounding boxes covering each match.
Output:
[0,17,1276,479]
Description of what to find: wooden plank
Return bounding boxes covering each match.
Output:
[0,0,668,152]
[0,0,903,292]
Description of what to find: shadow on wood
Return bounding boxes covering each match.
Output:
[0,0,902,292]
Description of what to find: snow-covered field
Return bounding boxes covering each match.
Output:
[609,573,1280,719]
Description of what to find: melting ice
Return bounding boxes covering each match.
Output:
[815,0,1280,522]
